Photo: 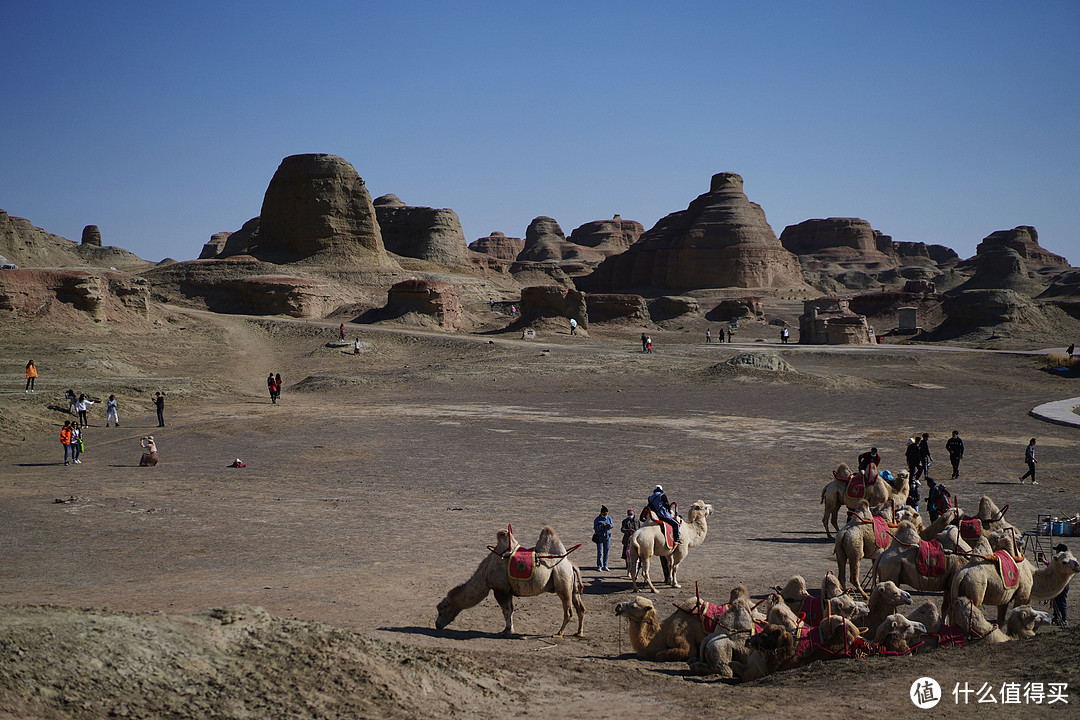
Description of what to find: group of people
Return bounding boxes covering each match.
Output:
[640,334,653,353]
[266,372,283,403]
[592,484,681,575]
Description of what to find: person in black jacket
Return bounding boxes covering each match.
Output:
[945,430,964,480]
[917,433,932,481]
[858,447,881,471]
[905,437,920,480]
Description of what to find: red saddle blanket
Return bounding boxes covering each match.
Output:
[959,517,982,540]
[507,547,535,580]
[845,474,866,500]
[993,550,1021,590]
[934,624,968,648]
[796,591,826,627]
[872,516,891,549]
[916,539,947,577]
[662,520,680,549]
[675,600,729,633]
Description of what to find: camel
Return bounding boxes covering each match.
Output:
[863,580,912,632]
[794,615,864,665]
[435,525,585,638]
[628,500,713,593]
[820,464,910,538]
[689,594,756,677]
[732,623,796,682]
[872,519,981,593]
[1004,605,1052,638]
[1029,546,1080,602]
[949,531,1033,626]
[763,593,802,635]
[873,613,926,653]
[614,595,709,661]
[948,598,1011,643]
[832,500,892,598]
[139,435,158,466]
[906,600,942,635]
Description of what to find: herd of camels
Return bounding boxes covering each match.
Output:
[435,462,1078,683]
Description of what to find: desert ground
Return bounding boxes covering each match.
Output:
[1,305,1078,719]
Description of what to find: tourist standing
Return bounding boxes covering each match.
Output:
[70,422,83,464]
[339,323,345,340]
[946,430,964,479]
[1052,543,1069,627]
[918,433,932,481]
[646,336,653,353]
[905,437,920,480]
[781,327,790,344]
[76,394,94,426]
[25,360,37,392]
[593,506,613,571]
[353,338,361,355]
[106,395,119,427]
[569,318,577,335]
[153,392,165,428]
[275,373,282,402]
[705,329,711,343]
[640,333,648,352]
[620,509,639,578]
[65,389,78,414]
[1020,438,1037,484]
[267,373,277,403]
[60,420,74,466]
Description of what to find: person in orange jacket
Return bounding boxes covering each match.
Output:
[60,420,74,465]
[25,360,37,392]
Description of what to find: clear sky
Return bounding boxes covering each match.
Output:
[3,1,1078,264]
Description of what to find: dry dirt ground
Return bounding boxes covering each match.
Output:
[1,307,1079,719]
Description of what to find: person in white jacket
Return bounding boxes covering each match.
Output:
[75,394,95,426]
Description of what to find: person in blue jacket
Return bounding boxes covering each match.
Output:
[593,506,613,571]
[647,484,680,544]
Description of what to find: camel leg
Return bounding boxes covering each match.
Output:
[836,543,848,589]
[823,510,833,540]
[669,557,681,589]
[850,552,866,599]
[553,588,573,638]
[660,555,671,584]
[641,556,658,593]
[571,565,586,637]
[493,589,515,636]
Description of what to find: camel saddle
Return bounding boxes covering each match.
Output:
[674,600,728,633]
[916,539,947,577]
[507,547,535,581]
[795,591,826,627]
[959,516,983,540]
[934,624,968,648]
[872,516,891,549]
[661,519,681,549]
[992,550,1021,590]
[845,473,866,500]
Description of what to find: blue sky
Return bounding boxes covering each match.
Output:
[3,1,1078,264]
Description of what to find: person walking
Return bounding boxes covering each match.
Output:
[267,373,277,403]
[569,318,577,335]
[25,360,37,392]
[70,422,83,464]
[705,329,711,343]
[620,509,639,578]
[640,333,648,352]
[647,485,680,544]
[781,327,790,344]
[905,437,920,480]
[593,506,613,571]
[646,336,653,353]
[65,389,78,414]
[153,392,165,428]
[1019,438,1038,484]
[1051,543,1069,628]
[946,430,964,480]
[913,433,932,481]
[275,373,282,402]
[105,395,119,427]
[75,394,95,426]
[60,420,74,466]
[339,324,345,340]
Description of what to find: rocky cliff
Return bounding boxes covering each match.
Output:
[0,210,151,271]
[372,197,468,266]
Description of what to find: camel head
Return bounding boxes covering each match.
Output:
[728,584,750,605]
[686,500,713,521]
[777,575,808,604]
[1005,605,1052,638]
[747,623,794,654]
[614,596,656,623]
[1050,548,1080,577]
[765,594,801,633]
[906,601,942,635]
[818,615,863,646]
[828,594,870,622]
[894,520,921,547]
[850,500,872,523]
[821,572,845,600]
[435,594,461,630]
[895,505,921,528]
[870,581,911,611]
[950,598,996,638]
[834,463,852,481]
[873,613,926,644]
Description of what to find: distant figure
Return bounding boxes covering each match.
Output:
[489,298,495,312]
[946,430,964,479]
[719,328,726,343]
[65,389,78,414]
[70,422,83,464]
[153,392,165,428]
[1068,343,1075,357]
[593,506,613,571]
[927,478,945,522]
[339,324,345,340]
[75,394,94,426]
[509,304,517,318]
[1052,543,1069,628]
[275,373,282,401]
[1020,438,1038,484]
[106,395,119,427]
[569,318,577,335]
[781,327,790,344]
[918,433,932,481]
[61,420,74,466]
[139,436,159,467]
[620,509,639,578]
[646,336,653,353]
[25,360,37,392]
[640,333,648,352]
[353,338,361,355]
[858,447,880,471]
[905,437,920,480]
[705,329,711,343]
[267,373,277,403]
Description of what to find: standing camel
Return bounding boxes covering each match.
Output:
[872,516,981,593]
[821,464,910,538]
[436,525,585,637]
[832,500,894,598]
[1028,546,1079,602]
[628,500,713,593]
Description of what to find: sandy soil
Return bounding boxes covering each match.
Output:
[1,307,1078,719]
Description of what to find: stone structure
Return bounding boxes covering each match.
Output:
[519,285,587,327]
[799,297,874,345]
[707,297,764,321]
[585,293,648,323]
[80,225,102,247]
[647,295,699,321]
[468,232,524,262]
[953,245,1045,296]
[255,154,396,267]
[0,210,149,270]
[200,232,231,259]
[567,215,644,256]
[518,217,607,265]
[0,269,150,322]
[973,226,1069,269]
[584,173,805,292]
[384,279,462,330]
[374,201,468,266]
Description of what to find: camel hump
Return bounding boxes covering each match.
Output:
[535,525,567,556]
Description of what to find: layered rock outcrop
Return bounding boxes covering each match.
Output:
[80,225,102,247]
[952,245,1046,296]
[518,217,606,265]
[253,154,397,268]
[707,297,764,321]
[373,200,468,266]
[383,279,462,330]
[520,285,587,327]
[0,269,150,322]
[586,293,648,323]
[973,226,1069,270]
[567,215,644,256]
[584,173,806,292]
[468,232,524,262]
[0,210,150,270]
[780,218,894,268]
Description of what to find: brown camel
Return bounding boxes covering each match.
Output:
[873,613,927,652]
[949,531,1033,626]
[732,623,796,682]
[688,595,756,677]
[863,580,912,632]
[763,593,802,634]
[832,500,893,598]
[628,500,713,593]
[614,595,709,661]
[906,600,942,635]
[948,598,1011,643]
[436,525,585,637]
[1005,605,1052,638]
[820,464,910,538]
[871,518,980,593]
[1029,546,1080,602]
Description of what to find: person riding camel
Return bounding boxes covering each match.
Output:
[647,484,680,544]
[858,447,880,472]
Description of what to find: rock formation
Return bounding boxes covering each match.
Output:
[520,285,587,327]
[952,244,1046,296]
[253,154,397,268]
[586,293,648,323]
[383,279,462,330]
[1038,270,1080,320]
[373,200,468,266]
[707,297,764,322]
[647,296,699,321]
[0,210,150,271]
[780,218,894,268]
[929,289,1052,341]
[468,232,524,262]
[972,227,1069,270]
[567,215,644,256]
[0,269,150,322]
[799,297,875,345]
[584,173,806,292]
[80,225,102,247]
[518,217,606,265]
